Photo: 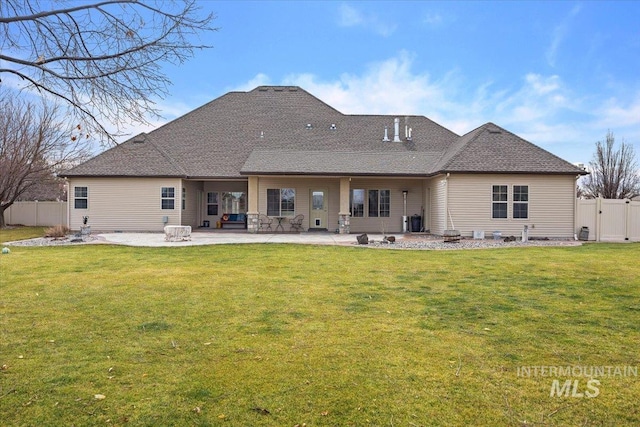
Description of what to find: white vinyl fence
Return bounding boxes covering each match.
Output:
[576,198,640,242]
[3,201,68,227]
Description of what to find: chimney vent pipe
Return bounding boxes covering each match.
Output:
[393,118,401,142]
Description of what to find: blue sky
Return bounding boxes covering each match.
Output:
[30,1,640,164]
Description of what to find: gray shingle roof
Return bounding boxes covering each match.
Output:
[62,86,586,178]
[436,123,584,174]
[241,150,443,176]
[64,133,186,177]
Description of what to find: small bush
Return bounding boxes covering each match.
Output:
[45,224,70,238]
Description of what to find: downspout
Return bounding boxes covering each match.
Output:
[178,180,183,226]
[65,179,70,229]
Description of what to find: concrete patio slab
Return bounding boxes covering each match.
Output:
[96,232,387,247]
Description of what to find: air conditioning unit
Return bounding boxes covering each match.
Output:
[473,230,485,239]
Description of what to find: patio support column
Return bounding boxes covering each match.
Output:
[247,175,259,233]
[338,177,351,234]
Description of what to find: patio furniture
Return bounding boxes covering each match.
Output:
[220,213,247,229]
[258,214,273,231]
[289,214,304,232]
[274,216,286,232]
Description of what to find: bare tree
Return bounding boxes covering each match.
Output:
[0,0,216,143]
[0,91,91,228]
[581,131,640,199]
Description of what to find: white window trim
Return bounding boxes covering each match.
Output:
[74,186,88,209]
[161,187,175,210]
[512,184,529,220]
[491,184,508,220]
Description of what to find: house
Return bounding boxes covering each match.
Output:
[61,86,587,237]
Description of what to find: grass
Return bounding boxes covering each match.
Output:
[1,238,639,426]
[0,226,47,244]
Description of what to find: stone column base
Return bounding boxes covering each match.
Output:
[247,212,259,234]
[338,213,350,234]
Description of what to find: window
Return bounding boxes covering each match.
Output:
[351,189,365,217]
[368,189,390,217]
[74,186,88,209]
[222,192,246,214]
[182,188,186,210]
[207,192,219,216]
[513,185,529,219]
[267,188,295,216]
[492,185,507,219]
[161,187,175,210]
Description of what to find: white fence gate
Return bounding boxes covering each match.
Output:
[3,201,68,227]
[576,198,640,242]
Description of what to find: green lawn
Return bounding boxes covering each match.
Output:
[1,241,639,426]
[0,226,47,244]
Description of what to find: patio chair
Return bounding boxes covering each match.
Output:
[258,214,273,232]
[289,214,304,232]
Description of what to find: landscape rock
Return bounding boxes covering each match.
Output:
[356,234,369,245]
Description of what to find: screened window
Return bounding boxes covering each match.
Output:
[351,189,365,217]
[207,192,218,216]
[161,187,175,210]
[492,185,507,219]
[267,188,295,216]
[368,189,390,217]
[222,192,246,214]
[513,185,529,219]
[74,186,88,209]
[182,188,186,210]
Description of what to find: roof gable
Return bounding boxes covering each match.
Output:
[438,123,586,175]
[63,133,186,177]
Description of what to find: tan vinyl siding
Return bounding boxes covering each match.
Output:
[257,177,341,231]
[446,174,576,238]
[255,177,425,233]
[429,175,447,234]
[181,180,203,228]
[348,178,423,233]
[68,177,182,232]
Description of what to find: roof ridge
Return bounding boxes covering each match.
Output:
[251,85,345,116]
[436,123,489,171]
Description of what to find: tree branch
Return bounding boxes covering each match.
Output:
[0,0,217,144]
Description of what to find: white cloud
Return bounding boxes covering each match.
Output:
[337,3,363,27]
[596,95,640,128]
[336,3,396,37]
[423,12,443,27]
[546,4,582,67]
[281,51,458,117]
[231,73,272,92]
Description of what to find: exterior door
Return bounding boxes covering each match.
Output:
[310,189,328,230]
